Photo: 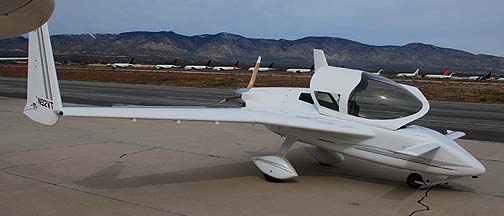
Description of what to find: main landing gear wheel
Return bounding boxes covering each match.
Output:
[263,173,283,183]
[407,173,425,189]
[252,137,298,182]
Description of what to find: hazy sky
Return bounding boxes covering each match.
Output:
[49,0,504,56]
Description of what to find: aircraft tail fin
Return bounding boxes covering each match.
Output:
[484,72,491,79]
[414,68,420,76]
[442,70,449,76]
[268,62,274,68]
[173,58,178,65]
[24,23,63,126]
[314,49,328,71]
[234,61,240,67]
[206,60,212,67]
[129,58,135,64]
[377,69,383,75]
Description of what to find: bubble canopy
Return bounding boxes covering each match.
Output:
[348,72,423,120]
[310,65,429,130]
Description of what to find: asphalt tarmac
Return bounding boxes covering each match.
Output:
[0,96,503,216]
[0,77,503,142]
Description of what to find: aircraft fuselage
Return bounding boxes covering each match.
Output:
[184,66,211,70]
[244,87,485,177]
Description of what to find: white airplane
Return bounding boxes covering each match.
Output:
[466,72,492,81]
[184,60,212,70]
[425,70,454,79]
[396,69,420,78]
[154,59,180,69]
[0,0,54,39]
[0,57,28,61]
[108,58,135,69]
[371,69,383,76]
[24,24,485,189]
[248,62,275,72]
[213,61,240,71]
[286,65,314,73]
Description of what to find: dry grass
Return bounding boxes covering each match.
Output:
[1,66,503,103]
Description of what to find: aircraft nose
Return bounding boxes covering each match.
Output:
[471,160,486,176]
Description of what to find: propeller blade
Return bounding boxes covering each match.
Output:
[247,56,261,89]
[219,56,261,105]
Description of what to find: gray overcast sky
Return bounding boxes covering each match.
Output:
[48,0,504,56]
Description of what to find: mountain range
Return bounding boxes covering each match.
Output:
[1,31,503,74]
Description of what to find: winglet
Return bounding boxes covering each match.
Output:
[314,49,328,71]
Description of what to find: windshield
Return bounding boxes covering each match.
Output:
[348,72,423,119]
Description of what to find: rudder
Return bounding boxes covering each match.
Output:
[24,23,63,126]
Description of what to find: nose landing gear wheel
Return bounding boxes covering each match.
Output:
[407,173,425,189]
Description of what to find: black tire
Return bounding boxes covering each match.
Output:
[263,173,283,183]
[407,173,424,189]
[318,161,333,167]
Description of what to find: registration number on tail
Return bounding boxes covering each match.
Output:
[37,97,54,110]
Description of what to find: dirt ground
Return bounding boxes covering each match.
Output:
[1,65,503,103]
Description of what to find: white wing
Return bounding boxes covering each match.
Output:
[24,24,375,140]
[63,107,375,138]
[445,130,466,140]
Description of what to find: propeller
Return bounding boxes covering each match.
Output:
[220,56,261,104]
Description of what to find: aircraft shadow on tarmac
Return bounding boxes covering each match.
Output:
[75,148,469,199]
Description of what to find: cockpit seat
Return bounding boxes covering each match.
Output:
[348,100,360,116]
